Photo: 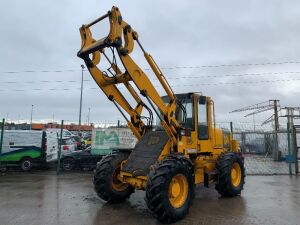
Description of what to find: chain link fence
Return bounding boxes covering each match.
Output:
[233,131,299,175]
[0,119,298,175]
[217,122,299,175]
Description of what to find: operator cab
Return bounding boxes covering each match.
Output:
[157,93,209,140]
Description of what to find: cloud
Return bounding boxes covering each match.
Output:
[0,0,300,128]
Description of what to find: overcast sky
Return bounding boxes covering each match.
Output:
[1,0,300,129]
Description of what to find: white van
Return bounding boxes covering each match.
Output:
[0,130,59,171]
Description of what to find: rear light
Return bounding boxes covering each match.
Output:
[63,146,69,150]
[45,141,47,156]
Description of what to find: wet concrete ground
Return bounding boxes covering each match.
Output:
[0,172,299,225]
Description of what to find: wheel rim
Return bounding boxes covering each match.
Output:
[231,162,242,187]
[63,160,73,170]
[168,174,188,208]
[23,161,31,169]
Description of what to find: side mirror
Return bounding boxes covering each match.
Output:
[199,96,206,105]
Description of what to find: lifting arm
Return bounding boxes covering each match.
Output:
[77,6,179,143]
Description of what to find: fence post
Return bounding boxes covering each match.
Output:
[287,122,292,175]
[56,120,64,175]
[273,131,279,161]
[0,118,5,167]
[241,132,246,153]
[292,126,298,175]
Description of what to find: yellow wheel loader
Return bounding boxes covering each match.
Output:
[77,6,245,223]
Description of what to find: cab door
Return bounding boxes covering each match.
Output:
[45,130,59,162]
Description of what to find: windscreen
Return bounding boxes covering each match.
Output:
[155,94,194,130]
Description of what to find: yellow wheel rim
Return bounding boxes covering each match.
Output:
[231,162,242,187]
[168,174,188,208]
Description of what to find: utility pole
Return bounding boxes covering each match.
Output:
[230,99,280,160]
[272,100,280,160]
[79,65,85,131]
[30,105,34,130]
[87,107,91,125]
[230,100,280,129]
[287,108,294,175]
[273,100,280,131]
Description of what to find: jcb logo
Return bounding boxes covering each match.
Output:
[147,136,160,145]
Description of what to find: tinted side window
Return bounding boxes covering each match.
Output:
[198,98,208,139]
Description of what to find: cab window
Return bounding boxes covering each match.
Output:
[176,98,194,130]
[198,97,208,139]
[157,95,195,130]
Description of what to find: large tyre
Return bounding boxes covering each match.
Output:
[20,157,33,172]
[215,152,245,197]
[145,154,194,223]
[93,152,134,203]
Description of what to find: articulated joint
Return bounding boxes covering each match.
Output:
[118,171,147,190]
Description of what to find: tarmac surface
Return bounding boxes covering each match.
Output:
[0,172,299,225]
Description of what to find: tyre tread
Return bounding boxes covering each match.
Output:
[215,152,245,197]
[145,154,194,223]
[93,152,134,203]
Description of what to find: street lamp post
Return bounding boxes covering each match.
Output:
[30,105,34,130]
[79,65,85,131]
[87,107,91,126]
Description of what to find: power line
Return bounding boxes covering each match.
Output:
[147,61,300,70]
[2,60,300,74]
[0,77,300,92]
[170,78,300,87]
[1,69,79,74]
[170,71,300,79]
[0,80,91,84]
[1,71,300,84]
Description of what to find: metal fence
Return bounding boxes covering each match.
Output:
[233,131,299,175]
[0,118,299,175]
[216,121,299,175]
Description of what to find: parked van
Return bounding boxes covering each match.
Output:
[0,130,58,171]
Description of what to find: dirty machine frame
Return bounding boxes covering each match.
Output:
[77,6,245,222]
